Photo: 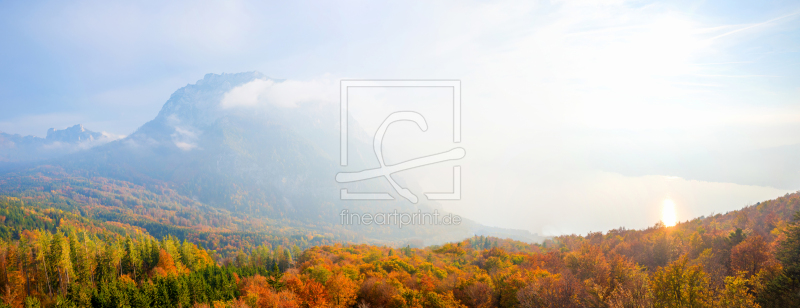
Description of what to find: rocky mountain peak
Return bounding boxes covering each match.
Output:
[155,71,271,127]
[1,124,117,163]
[46,124,102,143]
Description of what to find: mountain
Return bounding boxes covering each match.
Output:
[65,72,358,223]
[0,124,120,163]
[46,124,105,142]
[0,72,547,249]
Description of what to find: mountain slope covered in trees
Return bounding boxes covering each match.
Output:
[0,72,545,247]
[1,191,799,307]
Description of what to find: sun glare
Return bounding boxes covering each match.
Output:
[662,199,677,227]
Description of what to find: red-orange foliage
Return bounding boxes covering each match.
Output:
[302,280,328,308]
[239,274,299,308]
[359,277,403,307]
[731,234,773,278]
[4,173,800,308]
[516,273,588,308]
[286,274,328,308]
[154,248,178,276]
[324,272,359,308]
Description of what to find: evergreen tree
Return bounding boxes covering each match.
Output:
[292,245,302,263]
[179,240,196,271]
[759,211,800,307]
[122,236,142,279]
[34,231,54,297]
[267,262,285,291]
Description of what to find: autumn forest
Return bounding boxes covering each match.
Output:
[0,186,799,308]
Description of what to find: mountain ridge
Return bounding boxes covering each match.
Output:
[0,124,120,163]
[0,72,548,246]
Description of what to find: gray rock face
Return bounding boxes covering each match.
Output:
[61,72,421,231]
[84,72,366,218]
[0,72,546,245]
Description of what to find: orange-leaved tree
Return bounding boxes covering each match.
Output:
[651,256,712,308]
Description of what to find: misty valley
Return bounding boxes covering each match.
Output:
[0,72,798,308]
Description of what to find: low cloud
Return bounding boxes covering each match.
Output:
[0,127,124,162]
[69,131,126,151]
[220,77,337,109]
[167,115,199,151]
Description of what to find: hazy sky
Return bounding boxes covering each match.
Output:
[1,0,799,235]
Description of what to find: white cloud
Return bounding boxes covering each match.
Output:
[167,115,199,151]
[4,0,800,236]
[76,131,125,150]
[39,132,124,151]
[174,141,196,151]
[220,77,337,109]
[710,11,800,40]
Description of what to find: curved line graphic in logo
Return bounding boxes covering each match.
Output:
[336,111,465,203]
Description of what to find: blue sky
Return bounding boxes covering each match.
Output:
[1,0,799,234]
[0,0,797,137]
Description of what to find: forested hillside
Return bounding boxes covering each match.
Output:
[0,166,349,257]
[0,191,799,307]
[0,73,545,248]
